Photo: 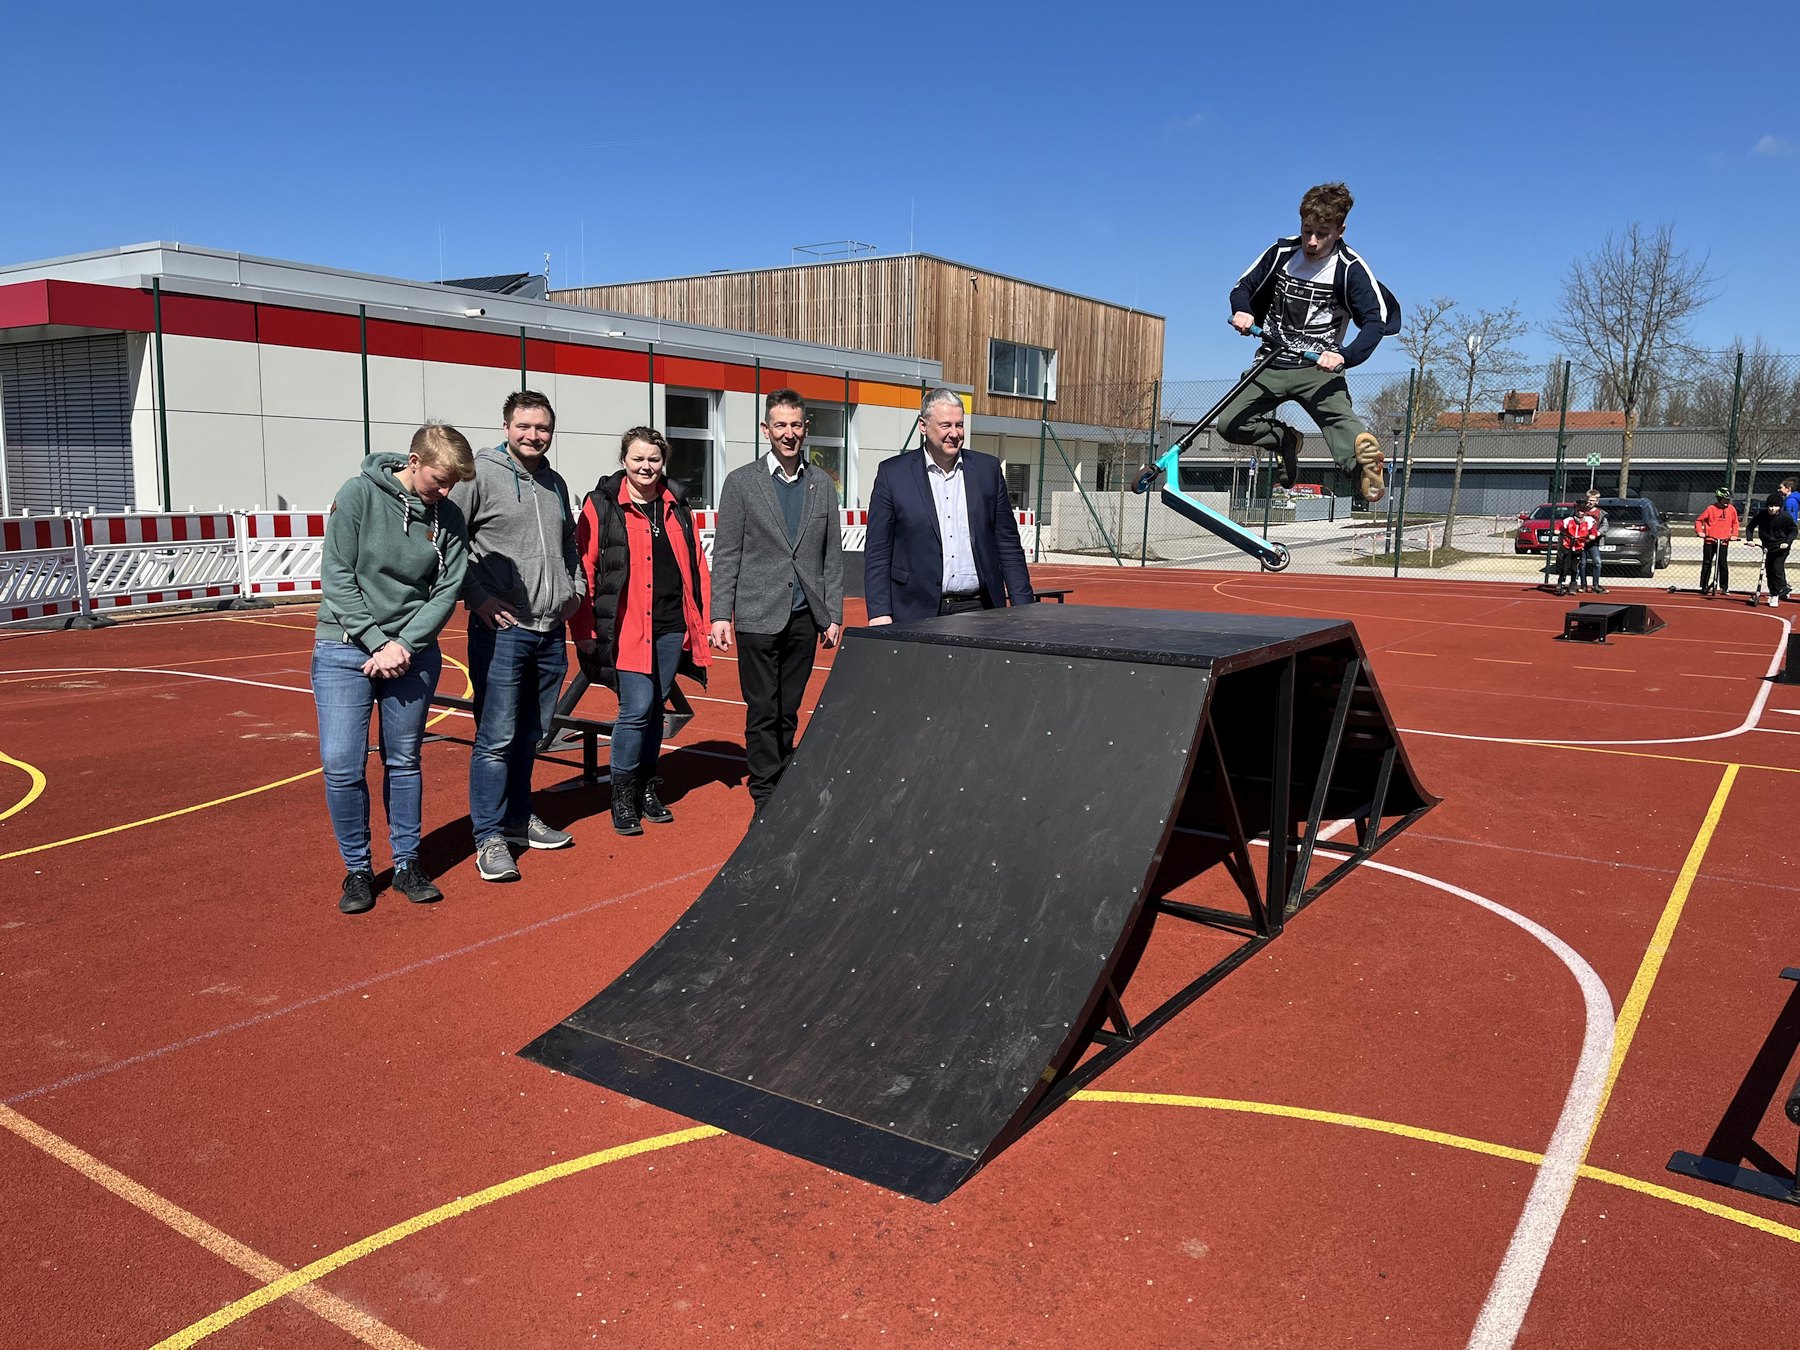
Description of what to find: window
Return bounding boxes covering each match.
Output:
[804,404,848,505]
[988,339,1057,402]
[1004,461,1031,511]
[663,389,716,508]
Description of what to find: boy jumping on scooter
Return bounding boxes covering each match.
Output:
[1222,182,1399,504]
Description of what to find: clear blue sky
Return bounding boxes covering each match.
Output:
[5,1,1793,381]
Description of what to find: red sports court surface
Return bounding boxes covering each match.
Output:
[3,568,1798,1348]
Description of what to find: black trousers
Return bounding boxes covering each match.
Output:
[1700,538,1731,592]
[1766,543,1791,596]
[737,607,819,803]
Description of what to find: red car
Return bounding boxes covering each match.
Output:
[1514,502,1580,554]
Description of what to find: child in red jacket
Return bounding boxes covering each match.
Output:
[1695,488,1740,596]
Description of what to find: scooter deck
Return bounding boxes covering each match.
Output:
[1152,444,1290,571]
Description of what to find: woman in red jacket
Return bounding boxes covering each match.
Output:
[1695,487,1740,597]
[570,428,711,834]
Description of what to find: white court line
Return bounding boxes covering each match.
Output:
[1206,819,1610,1346]
[1269,838,1614,1350]
[1403,612,1792,748]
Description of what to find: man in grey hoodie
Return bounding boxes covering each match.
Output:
[449,390,586,881]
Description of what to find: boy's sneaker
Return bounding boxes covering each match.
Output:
[338,869,376,915]
[392,861,443,904]
[475,837,521,882]
[1273,424,1301,488]
[503,815,574,850]
[1352,432,1386,504]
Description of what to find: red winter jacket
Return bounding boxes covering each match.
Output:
[1695,503,1739,541]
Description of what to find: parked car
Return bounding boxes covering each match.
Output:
[1594,497,1673,577]
[1514,502,1579,554]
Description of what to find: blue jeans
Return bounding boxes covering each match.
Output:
[468,621,567,843]
[312,639,443,873]
[611,631,683,777]
[1580,546,1602,586]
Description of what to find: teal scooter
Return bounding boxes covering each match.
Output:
[1132,327,1320,572]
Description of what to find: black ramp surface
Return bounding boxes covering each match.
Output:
[523,626,1213,1199]
[521,605,1433,1201]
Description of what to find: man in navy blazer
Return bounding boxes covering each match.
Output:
[865,388,1036,625]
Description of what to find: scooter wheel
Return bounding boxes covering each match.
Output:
[1262,544,1292,573]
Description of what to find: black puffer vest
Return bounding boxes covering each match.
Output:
[579,470,709,692]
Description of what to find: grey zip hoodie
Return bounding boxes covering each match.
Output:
[447,445,585,631]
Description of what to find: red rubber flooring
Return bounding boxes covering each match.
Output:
[3,569,1798,1347]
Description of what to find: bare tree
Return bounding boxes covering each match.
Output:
[1547,223,1717,495]
[1443,306,1531,542]
[1540,355,1570,411]
[1392,296,1456,501]
[1691,340,1800,519]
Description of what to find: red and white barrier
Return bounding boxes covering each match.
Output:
[3,505,1041,626]
[240,512,329,597]
[0,517,83,624]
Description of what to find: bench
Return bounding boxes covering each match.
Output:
[429,685,695,790]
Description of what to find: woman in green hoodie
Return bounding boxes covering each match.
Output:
[313,424,475,915]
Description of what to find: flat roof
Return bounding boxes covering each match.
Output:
[0,242,946,385]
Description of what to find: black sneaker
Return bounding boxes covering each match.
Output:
[1274,424,1300,488]
[392,862,443,904]
[338,869,376,915]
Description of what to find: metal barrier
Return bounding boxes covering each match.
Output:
[3,507,1004,627]
[0,517,84,624]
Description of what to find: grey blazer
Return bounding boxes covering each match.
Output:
[709,457,844,635]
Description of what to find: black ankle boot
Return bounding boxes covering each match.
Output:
[640,776,674,825]
[610,771,642,836]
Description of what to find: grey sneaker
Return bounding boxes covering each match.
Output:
[503,815,574,850]
[475,837,521,882]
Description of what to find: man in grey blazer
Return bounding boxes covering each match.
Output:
[709,388,845,809]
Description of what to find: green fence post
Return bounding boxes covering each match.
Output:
[647,343,656,424]
[359,304,370,457]
[1141,378,1158,566]
[1392,369,1416,580]
[1724,347,1745,491]
[752,359,762,464]
[1044,422,1121,565]
[1033,389,1048,563]
[1542,361,1572,588]
[152,278,171,509]
[519,326,528,390]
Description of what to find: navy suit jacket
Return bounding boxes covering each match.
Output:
[864,449,1036,622]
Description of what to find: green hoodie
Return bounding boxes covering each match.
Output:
[316,453,470,653]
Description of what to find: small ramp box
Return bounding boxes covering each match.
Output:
[521,606,1436,1200]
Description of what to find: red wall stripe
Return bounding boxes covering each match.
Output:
[259,304,361,354]
[0,279,929,404]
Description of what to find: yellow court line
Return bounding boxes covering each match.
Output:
[0,1104,425,1350]
[1510,740,1800,777]
[0,749,47,823]
[153,1125,724,1349]
[1588,764,1738,1140]
[1075,1091,1800,1245]
[0,655,474,863]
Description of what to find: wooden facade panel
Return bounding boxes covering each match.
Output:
[550,253,1163,429]
[916,257,1163,425]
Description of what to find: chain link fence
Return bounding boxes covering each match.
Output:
[1020,350,1800,588]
